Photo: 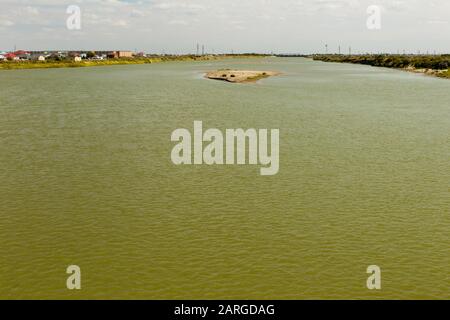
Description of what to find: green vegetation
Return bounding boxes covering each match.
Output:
[0,54,268,71]
[313,54,450,79]
[313,54,450,69]
[436,69,450,79]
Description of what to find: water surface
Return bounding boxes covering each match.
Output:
[0,58,449,299]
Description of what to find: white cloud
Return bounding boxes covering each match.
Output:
[1,0,450,53]
[113,19,128,27]
[0,19,15,27]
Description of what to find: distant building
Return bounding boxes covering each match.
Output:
[13,50,30,60]
[107,51,134,58]
[4,53,18,60]
[74,56,82,62]
[0,55,5,61]
[30,54,45,61]
[91,50,134,59]
[13,50,28,55]
[67,51,80,58]
[119,51,133,58]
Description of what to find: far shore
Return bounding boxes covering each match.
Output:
[312,54,450,79]
[0,54,267,71]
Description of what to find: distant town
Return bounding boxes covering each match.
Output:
[0,50,268,70]
[0,50,148,62]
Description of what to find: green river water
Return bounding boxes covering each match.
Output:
[0,58,449,299]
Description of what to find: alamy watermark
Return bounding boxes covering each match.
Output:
[66,265,81,290]
[61,263,381,291]
[66,5,81,30]
[366,5,381,30]
[367,265,382,290]
[171,121,279,176]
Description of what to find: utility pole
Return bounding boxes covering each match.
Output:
[196,43,199,56]
[202,45,205,56]
[349,46,351,56]
[338,45,341,55]
[325,44,328,54]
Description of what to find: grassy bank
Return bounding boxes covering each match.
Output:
[437,69,450,79]
[313,54,450,79]
[0,54,267,70]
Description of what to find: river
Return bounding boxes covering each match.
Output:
[0,57,449,299]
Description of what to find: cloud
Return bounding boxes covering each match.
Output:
[427,20,448,24]
[0,19,15,27]
[1,0,450,52]
[168,19,188,25]
[113,19,128,26]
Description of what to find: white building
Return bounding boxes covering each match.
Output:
[0,55,5,61]
[30,54,46,61]
[74,56,82,62]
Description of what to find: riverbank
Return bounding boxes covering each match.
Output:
[0,54,267,70]
[312,54,450,79]
[205,69,280,83]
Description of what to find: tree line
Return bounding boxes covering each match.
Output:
[313,54,450,70]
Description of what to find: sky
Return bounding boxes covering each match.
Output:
[0,0,449,54]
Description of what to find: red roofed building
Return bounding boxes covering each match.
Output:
[4,53,18,60]
[13,50,29,55]
[13,50,30,60]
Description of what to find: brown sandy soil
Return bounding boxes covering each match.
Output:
[403,66,450,78]
[205,69,281,83]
